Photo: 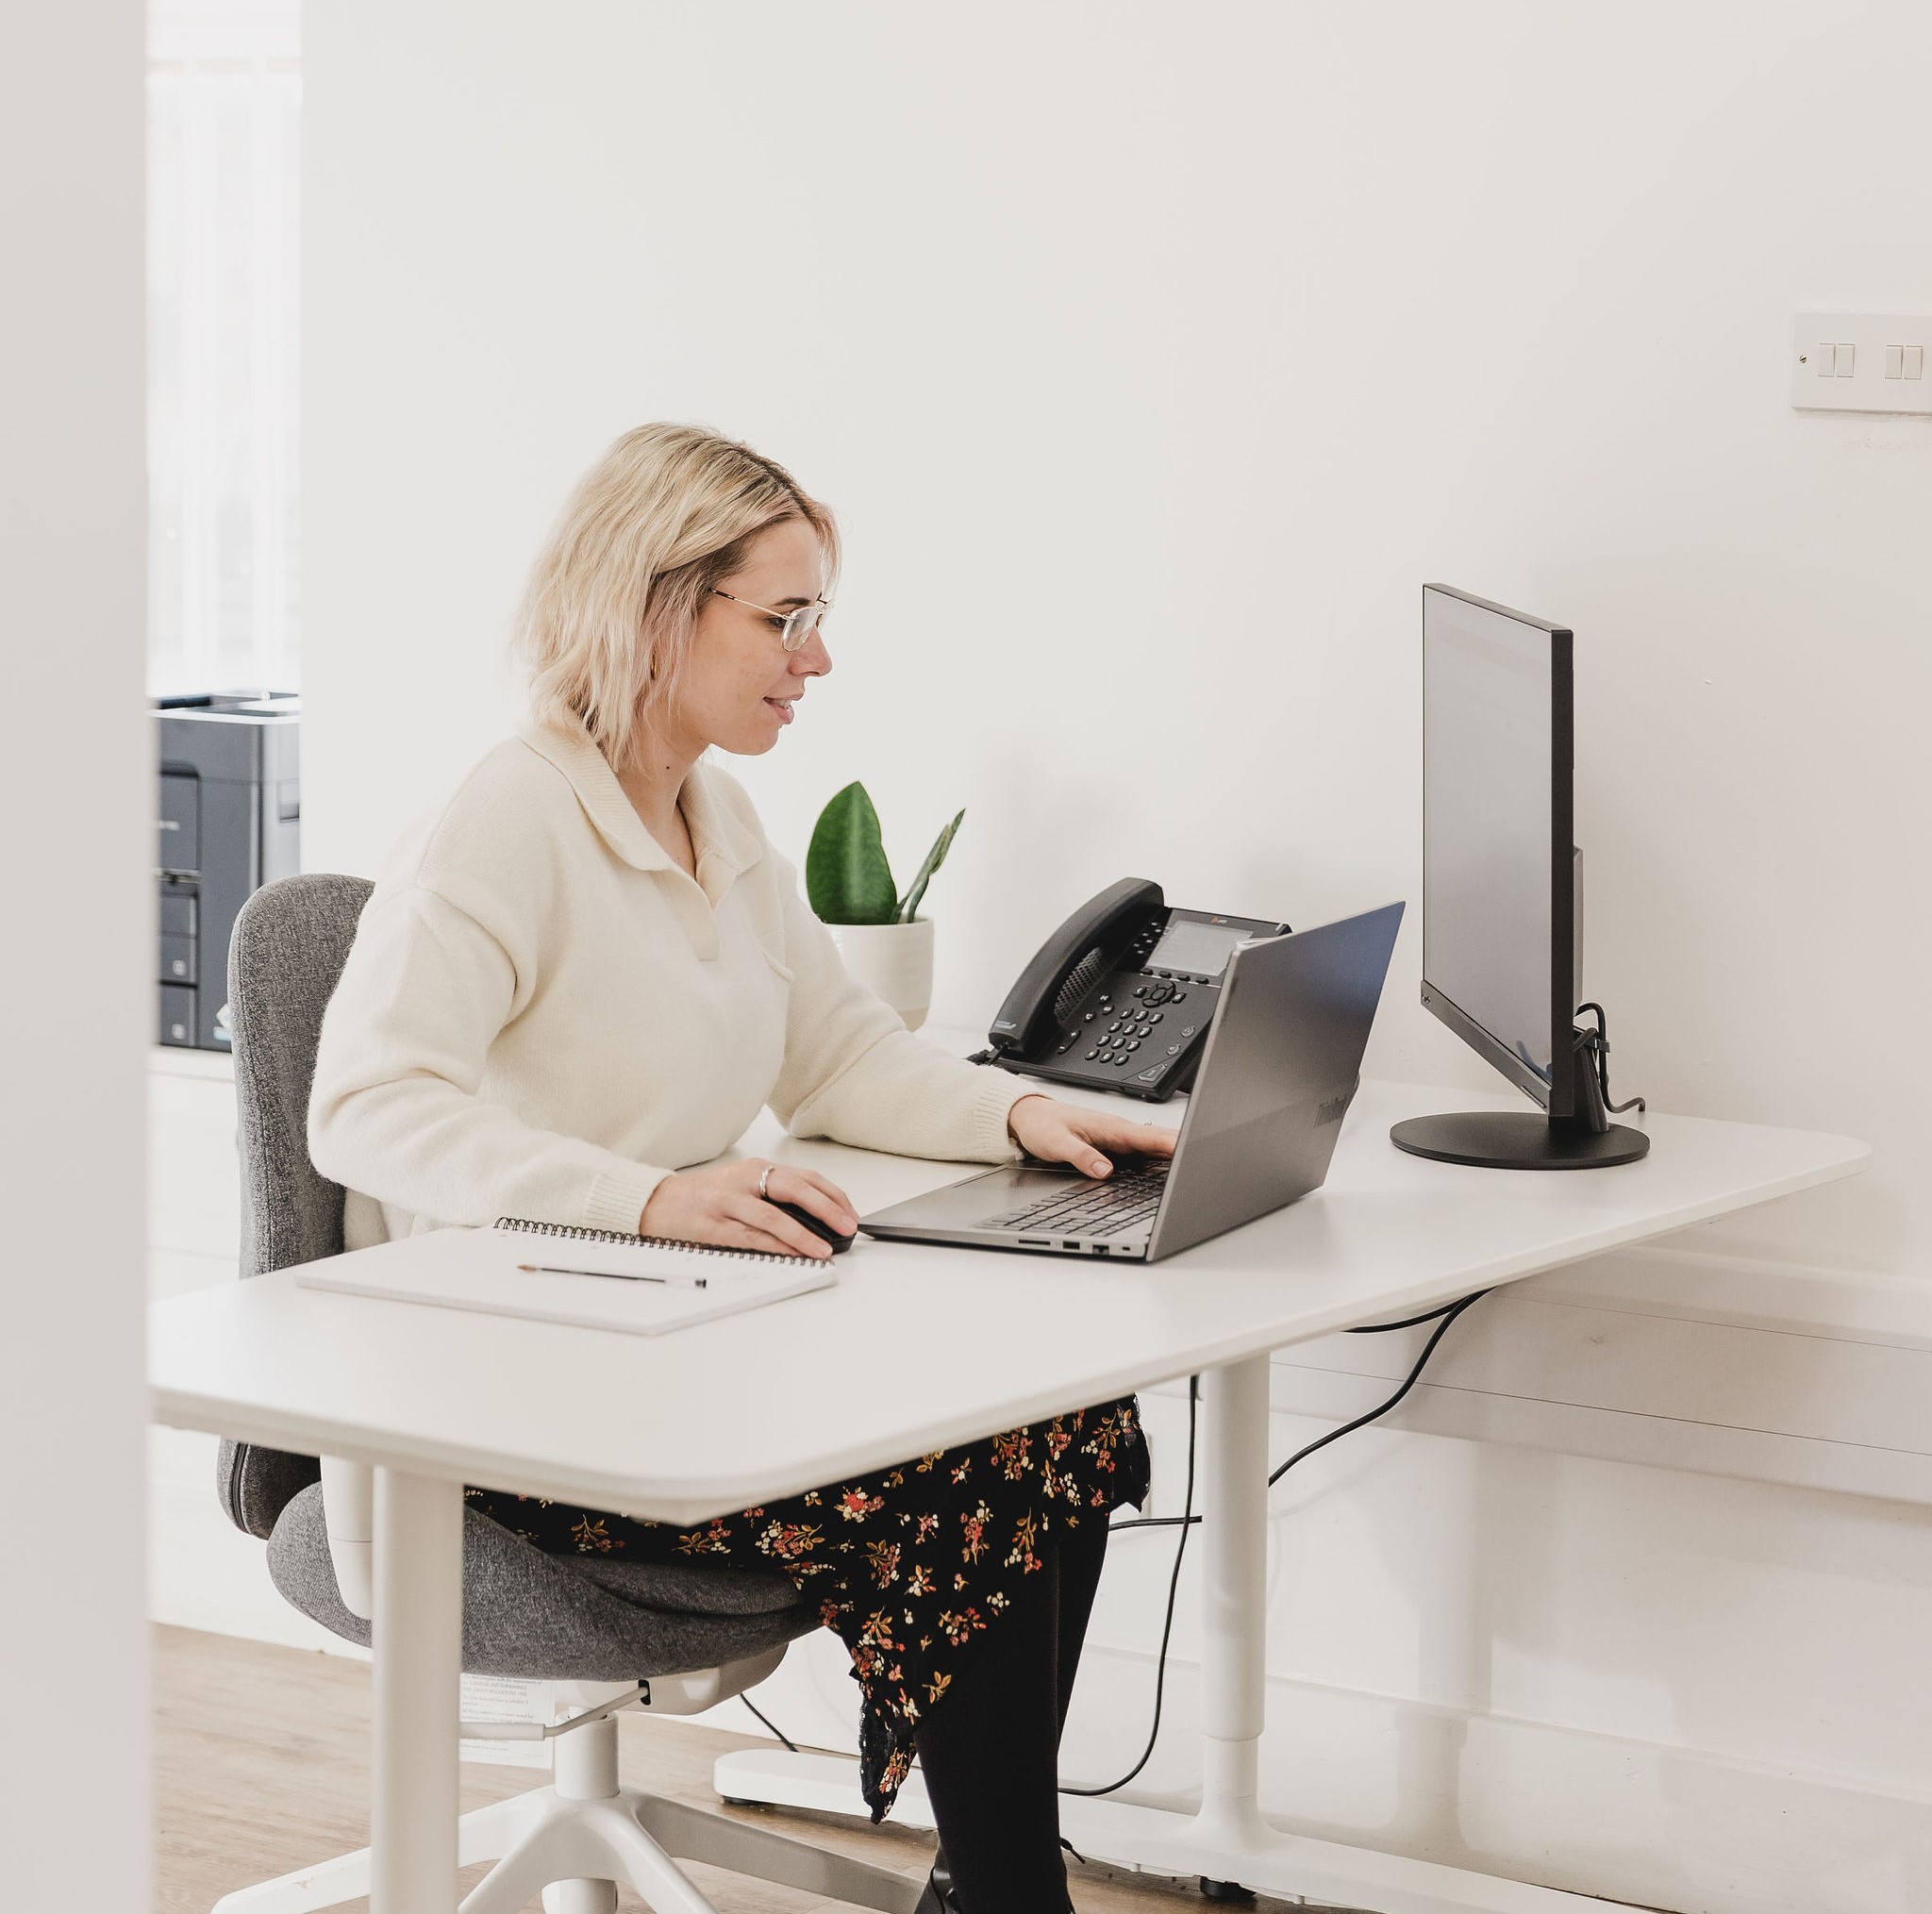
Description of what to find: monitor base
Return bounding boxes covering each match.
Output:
[1390,1110,1651,1170]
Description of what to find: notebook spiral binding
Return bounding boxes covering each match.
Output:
[493,1216,812,1266]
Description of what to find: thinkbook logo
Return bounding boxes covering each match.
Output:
[1315,1095,1350,1126]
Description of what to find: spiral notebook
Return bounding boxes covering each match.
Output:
[292,1216,838,1336]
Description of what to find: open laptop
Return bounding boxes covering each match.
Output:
[860,902,1405,1262]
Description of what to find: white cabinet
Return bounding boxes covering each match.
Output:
[148,1045,242,1274]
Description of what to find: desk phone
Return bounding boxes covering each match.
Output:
[982,878,1289,1102]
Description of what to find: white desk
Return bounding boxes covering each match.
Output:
[148,1072,1866,1914]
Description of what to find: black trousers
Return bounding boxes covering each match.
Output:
[912,1512,1110,1914]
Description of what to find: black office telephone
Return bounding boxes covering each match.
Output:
[980,878,1290,1102]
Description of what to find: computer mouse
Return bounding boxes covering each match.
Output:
[772,1200,856,1255]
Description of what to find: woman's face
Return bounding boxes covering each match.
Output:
[672,517,832,757]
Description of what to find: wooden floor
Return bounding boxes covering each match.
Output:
[156,1625,1313,1913]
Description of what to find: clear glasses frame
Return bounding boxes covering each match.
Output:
[711,589,831,653]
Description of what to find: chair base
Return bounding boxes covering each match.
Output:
[213,1714,924,1914]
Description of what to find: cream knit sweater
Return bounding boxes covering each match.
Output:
[308,717,1031,1252]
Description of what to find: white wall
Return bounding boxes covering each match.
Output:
[293,6,1932,1908]
[0,1,150,1897]
[303,0,1932,1281]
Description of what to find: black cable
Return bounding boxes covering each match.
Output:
[1346,1298,1470,1334]
[1267,1290,1487,1489]
[1108,1290,1491,1540]
[1575,1002,1646,1115]
[1060,1376,1199,1798]
[741,1693,799,1753]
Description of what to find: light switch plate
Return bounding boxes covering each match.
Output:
[1791,312,1932,414]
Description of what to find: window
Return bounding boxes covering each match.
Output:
[146,0,300,694]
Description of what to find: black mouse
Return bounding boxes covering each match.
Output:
[773,1200,856,1255]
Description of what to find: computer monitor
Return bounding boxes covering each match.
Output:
[1390,584,1648,1170]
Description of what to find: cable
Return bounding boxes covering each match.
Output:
[1268,1290,1487,1488]
[740,1693,798,1753]
[1060,1376,1199,1798]
[1575,1002,1646,1115]
[1107,1290,1490,1541]
[1346,1297,1470,1334]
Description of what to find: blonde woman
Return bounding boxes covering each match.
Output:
[308,424,1172,1914]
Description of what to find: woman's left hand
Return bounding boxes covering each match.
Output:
[1006,1093,1177,1179]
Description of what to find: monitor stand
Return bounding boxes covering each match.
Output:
[1390,1027,1651,1170]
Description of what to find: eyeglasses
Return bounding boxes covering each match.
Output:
[711,590,831,653]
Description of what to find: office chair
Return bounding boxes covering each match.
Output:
[212,874,923,1914]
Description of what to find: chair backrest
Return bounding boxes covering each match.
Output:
[215,873,375,1538]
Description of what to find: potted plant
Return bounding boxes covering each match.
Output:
[806,782,963,1030]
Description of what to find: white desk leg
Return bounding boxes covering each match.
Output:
[371,1467,464,1914]
[1195,1352,1273,1857]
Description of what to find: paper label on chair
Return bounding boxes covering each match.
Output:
[459,1673,556,1770]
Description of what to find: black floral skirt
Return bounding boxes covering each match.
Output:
[465,1395,1148,1819]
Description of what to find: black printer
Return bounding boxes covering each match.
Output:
[156,693,301,1049]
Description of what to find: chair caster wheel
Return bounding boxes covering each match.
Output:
[1200,1879,1256,1905]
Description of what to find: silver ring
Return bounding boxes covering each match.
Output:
[758,1165,774,1201]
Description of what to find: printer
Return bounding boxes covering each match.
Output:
[156,692,300,1050]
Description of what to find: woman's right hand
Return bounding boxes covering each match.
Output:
[638,1157,857,1260]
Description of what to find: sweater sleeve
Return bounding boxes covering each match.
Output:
[308,883,672,1233]
[767,871,1034,1162]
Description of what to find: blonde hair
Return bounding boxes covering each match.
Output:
[515,423,839,769]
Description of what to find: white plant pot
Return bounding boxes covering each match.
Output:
[829,917,935,1031]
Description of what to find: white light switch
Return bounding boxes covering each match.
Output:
[1792,314,1932,414]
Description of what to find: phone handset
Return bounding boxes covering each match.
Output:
[984,877,1165,1063]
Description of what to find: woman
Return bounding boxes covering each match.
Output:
[308,423,1173,1913]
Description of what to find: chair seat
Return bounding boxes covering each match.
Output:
[267,1482,814,1680]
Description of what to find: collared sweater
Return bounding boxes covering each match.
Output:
[308,717,1031,1252]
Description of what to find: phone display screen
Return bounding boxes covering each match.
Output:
[1149,918,1251,977]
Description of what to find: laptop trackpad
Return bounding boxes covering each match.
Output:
[865,1164,1084,1231]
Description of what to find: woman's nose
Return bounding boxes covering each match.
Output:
[793,629,832,677]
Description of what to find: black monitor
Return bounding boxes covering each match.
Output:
[1390,585,1648,1170]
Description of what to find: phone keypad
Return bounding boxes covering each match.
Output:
[1055,962,1209,1083]
[1023,910,1290,1099]
[1044,915,1268,1094]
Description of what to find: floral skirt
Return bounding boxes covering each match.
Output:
[464,1396,1148,1819]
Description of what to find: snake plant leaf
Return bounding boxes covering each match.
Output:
[806,781,899,924]
[896,807,965,923]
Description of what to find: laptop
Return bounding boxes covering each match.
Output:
[860,902,1405,1262]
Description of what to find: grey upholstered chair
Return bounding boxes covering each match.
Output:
[213,874,920,1914]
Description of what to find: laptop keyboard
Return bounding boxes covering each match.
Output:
[991,1162,1170,1237]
